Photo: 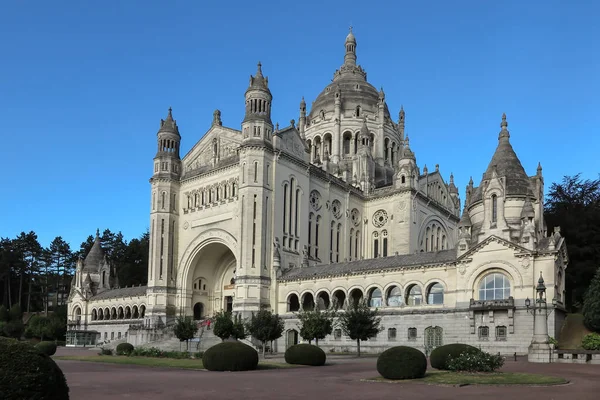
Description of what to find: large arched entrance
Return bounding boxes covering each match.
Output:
[181,240,237,318]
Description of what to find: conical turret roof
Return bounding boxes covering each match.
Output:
[83,229,106,271]
[472,114,534,203]
[158,107,180,135]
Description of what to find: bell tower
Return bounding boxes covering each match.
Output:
[236,63,274,317]
[147,108,181,326]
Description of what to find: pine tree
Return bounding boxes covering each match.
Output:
[583,267,600,332]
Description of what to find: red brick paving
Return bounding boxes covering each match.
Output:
[55,348,600,400]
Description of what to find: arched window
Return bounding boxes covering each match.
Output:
[295,188,300,238]
[368,288,383,307]
[336,223,341,262]
[301,293,315,311]
[140,305,146,318]
[382,230,388,257]
[343,132,352,154]
[308,213,314,256]
[491,194,498,223]
[355,230,360,259]
[254,161,258,182]
[91,309,97,321]
[349,288,363,307]
[401,175,406,184]
[406,285,423,306]
[329,222,335,262]
[332,290,346,309]
[98,308,104,320]
[373,232,379,258]
[426,283,444,305]
[349,228,354,260]
[386,286,402,306]
[289,178,295,238]
[104,307,110,320]
[132,306,139,319]
[118,307,124,319]
[111,307,117,320]
[288,294,300,312]
[315,216,321,259]
[478,272,511,300]
[125,306,131,319]
[282,183,288,233]
[316,292,330,310]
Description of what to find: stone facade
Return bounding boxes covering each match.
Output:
[67,30,568,355]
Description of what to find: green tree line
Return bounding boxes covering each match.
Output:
[0,229,149,315]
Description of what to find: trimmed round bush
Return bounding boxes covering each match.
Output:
[202,340,259,371]
[430,343,480,370]
[116,342,134,356]
[284,344,326,366]
[0,337,69,399]
[377,346,427,380]
[35,341,57,356]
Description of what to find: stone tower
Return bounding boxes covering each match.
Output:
[147,108,181,326]
[236,63,274,316]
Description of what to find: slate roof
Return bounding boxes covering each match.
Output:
[90,286,147,301]
[83,233,105,271]
[471,115,534,203]
[279,250,457,281]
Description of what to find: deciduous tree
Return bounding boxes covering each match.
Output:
[337,301,382,357]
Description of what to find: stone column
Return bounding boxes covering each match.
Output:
[528,273,553,363]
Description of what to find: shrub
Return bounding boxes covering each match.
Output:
[549,336,559,348]
[447,350,505,372]
[99,348,113,356]
[0,337,69,399]
[583,268,600,332]
[202,341,259,371]
[116,343,134,356]
[130,347,192,358]
[193,351,203,359]
[35,341,57,356]
[582,332,600,350]
[284,344,326,366]
[377,346,427,380]
[429,343,480,370]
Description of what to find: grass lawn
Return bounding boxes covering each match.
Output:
[54,355,297,370]
[367,371,568,386]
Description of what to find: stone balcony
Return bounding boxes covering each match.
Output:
[469,297,515,311]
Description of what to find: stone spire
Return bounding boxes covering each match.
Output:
[158,107,180,135]
[499,112,509,140]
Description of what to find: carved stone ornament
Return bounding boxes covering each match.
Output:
[351,208,361,226]
[372,209,389,228]
[331,200,342,219]
[520,255,531,269]
[183,221,189,230]
[309,190,322,211]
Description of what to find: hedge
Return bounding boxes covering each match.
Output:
[376,346,427,380]
[116,343,134,356]
[0,337,69,399]
[35,341,57,356]
[202,341,259,371]
[429,343,480,370]
[284,344,326,366]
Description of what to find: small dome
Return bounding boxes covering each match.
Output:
[346,30,356,44]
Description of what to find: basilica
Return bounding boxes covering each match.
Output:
[67,30,568,355]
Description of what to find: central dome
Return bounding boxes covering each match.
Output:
[308,30,391,121]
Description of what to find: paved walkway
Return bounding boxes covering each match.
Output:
[55,349,600,400]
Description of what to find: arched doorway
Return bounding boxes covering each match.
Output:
[193,302,204,320]
[183,240,237,318]
[286,329,299,349]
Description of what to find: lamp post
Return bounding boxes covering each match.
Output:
[527,272,556,363]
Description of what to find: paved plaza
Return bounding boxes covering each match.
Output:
[55,348,600,400]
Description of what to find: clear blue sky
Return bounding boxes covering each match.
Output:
[1,1,598,249]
